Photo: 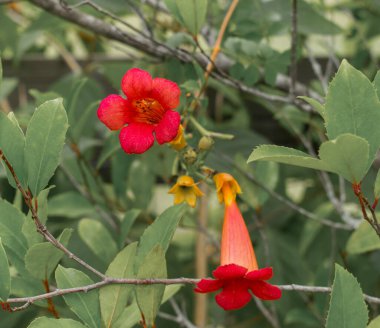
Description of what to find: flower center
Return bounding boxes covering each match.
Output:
[132,98,165,125]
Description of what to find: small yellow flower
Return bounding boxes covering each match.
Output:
[170,125,187,151]
[214,173,242,206]
[168,175,204,208]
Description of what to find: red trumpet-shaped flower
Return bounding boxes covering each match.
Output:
[195,173,281,310]
[97,68,181,154]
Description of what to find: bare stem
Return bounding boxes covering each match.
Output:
[5,279,380,312]
[0,150,106,279]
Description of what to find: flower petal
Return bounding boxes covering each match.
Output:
[215,281,252,310]
[154,110,181,144]
[184,189,197,208]
[119,123,154,154]
[245,267,273,281]
[194,279,223,293]
[97,95,130,130]
[121,68,153,100]
[152,77,181,110]
[249,281,282,300]
[213,264,247,280]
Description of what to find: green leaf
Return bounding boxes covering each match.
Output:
[0,199,28,266]
[55,266,100,328]
[127,160,155,209]
[247,145,331,171]
[29,89,62,107]
[325,60,380,166]
[48,191,94,219]
[113,285,182,328]
[78,219,118,265]
[249,134,370,183]
[0,238,10,301]
[346,222,380,254]
[66,78,89,128]
[326,264,368,328]
[70,102,98,142]
[0,111,27,188]
[373,70,380,100]
[285,308,320,327]
[174,0,207,35]
[164,0,186,26]
[25,229,72,279]
[136,245,167,328]
[96,133,120,169]
[27,317,87,328]
[234,154,278,209]
[135,204,186,269]
[368,316,380,328]
[374,169,380,199]
[119,209,141,248]
[298,96,325,118]
[318,134,369,183]
[100,242,137,328]
[0,78,17,102]
[25,98,69,197]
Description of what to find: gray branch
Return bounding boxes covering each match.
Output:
[29,0,323,112]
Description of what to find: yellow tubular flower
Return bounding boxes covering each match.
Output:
[213,173,242,206]
[170,125,187,151]
[168,175,204,208]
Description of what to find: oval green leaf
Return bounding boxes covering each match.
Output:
[325,60,380,166]
[0,111,26,188]
[55,265,101,328]
[100,242,137,328]
[136,245,167,328]
[135,204,186,270]
[25,228,72,279]
[319,134,370,183]
[78,218,118,265]
[248,144,331,171]
[25,98,68,197]
[28,317,87,328]
[174,0,207,35]
[326,264,368,328]
[346,222,380,255]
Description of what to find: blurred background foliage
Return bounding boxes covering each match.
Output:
[1,0,380,327]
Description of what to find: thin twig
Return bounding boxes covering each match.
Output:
[203,0,239,83]
[0,150,106,279]
[28,0,322,114]
[305,44,328,93]
[6,279,380,312]
[169,299,198,328]
[253,298,280,328]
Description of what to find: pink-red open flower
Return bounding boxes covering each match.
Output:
[97,68,181,154]
[195,264,281,310]
[195,173,281,310]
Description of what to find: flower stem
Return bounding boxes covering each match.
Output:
[189,116,234,140]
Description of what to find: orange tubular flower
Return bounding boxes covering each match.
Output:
[195,173,281,310]
[169,125,187,151]
[168,176,204,208]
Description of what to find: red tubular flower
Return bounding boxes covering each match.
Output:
[97,68,181,154]
[195,173,281,310]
